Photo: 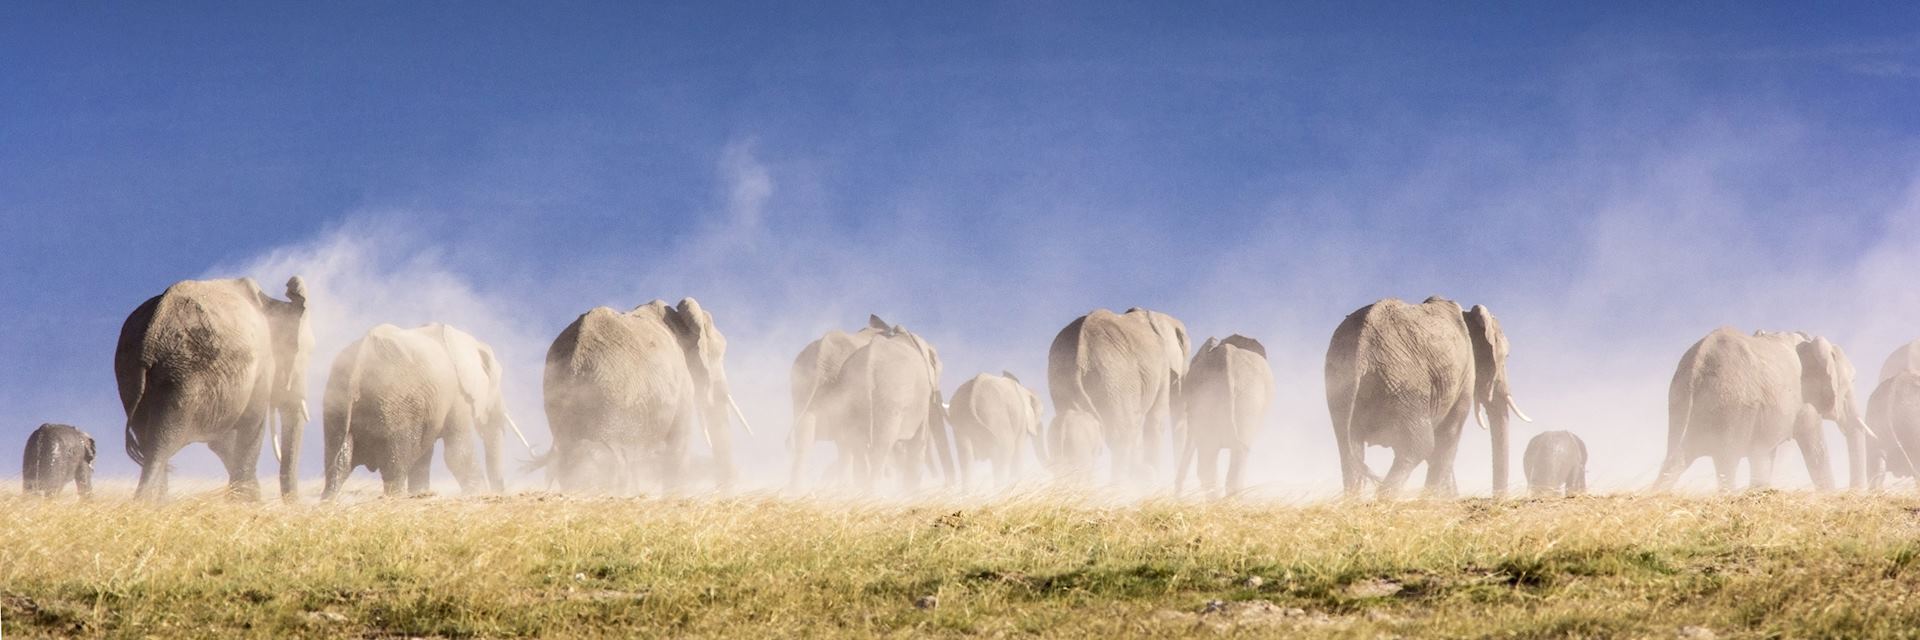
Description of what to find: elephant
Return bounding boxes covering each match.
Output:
[1324,297,1530,499]
[1522,431,1587,497]
[786,315,888,488]
[805,321,954,492]
[116,277,312,501]
[1175,335,1273,499]
[1043,409,1103,485]
[540,298,752,494]
[22,423,94,498]
[1047,307,1191,487]
[1652,328,1870,492]
[947,371,1045,491]
[1865,341,1920,489]
[320,323,531,500]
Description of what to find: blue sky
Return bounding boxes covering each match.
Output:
[4,4,1919,491]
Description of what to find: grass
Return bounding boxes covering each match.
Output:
[5,488,1920,638]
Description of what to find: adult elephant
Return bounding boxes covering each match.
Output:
[320,323,531,499]
[786,315,888,488]
[1047,307,1191,486]
[1864,340,1920,489]
[1325,297,1530,499]
[1653,328,1869,492]
[116,277,312,501]
[807,321,953,492]
[541,298,751,494]
[1176,335,1273,499]
[948,371,1045,491]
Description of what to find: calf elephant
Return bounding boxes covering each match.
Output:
[787,315,887,488]
[541,298,752,494]
[1044,409,1103,485]
[948,371,1044,491]
[116,277,312,501]
[320,323,530,499]
[1523,431,1587,497]
[22,424,94,498]
[1653,328,1869,492]
[1176,335,1273,499]
[1325,297,1530,499]
[1047,307,1190,487]
[807,321,953,493]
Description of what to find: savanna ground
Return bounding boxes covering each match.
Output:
[5,485,1920,638]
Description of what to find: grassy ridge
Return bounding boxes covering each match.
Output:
[4,490,1920,638]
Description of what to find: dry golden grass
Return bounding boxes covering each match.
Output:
[5,487,1920,638]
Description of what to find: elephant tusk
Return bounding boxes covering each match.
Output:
[270,412,284,465]
[727,395,755,437]
[1473,403,1488,431]
[1507,396,1535,423]
[506,415,533,451]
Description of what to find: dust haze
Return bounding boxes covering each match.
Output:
[15,74,1920,501]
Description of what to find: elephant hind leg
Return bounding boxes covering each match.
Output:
[1196,445,1221,499]
[1710,454,1740,493]
[1225,446,1248,498]
[1377,451,1419,501]
[440,418,487,496]
[407,443,434,495]
[1424,400,1470,499]
[1748,445,1778,491]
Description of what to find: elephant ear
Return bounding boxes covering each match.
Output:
[1221,334,1266,358]
[435,325,494,419]
[668,297,727,389]
[868,314,890,331]
[1001,370,1019,384]
[1025,388,1045,435]
[1463,305,1504,405]
[1797,337,1847,418]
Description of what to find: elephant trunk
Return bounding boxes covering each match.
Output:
[277,401,305,500]
[701,385,740,491]
[1491,402,1510,498]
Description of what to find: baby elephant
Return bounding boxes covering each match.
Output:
[22,423,95,497]
[1523,430,1587,497]
[1178,335,1273,499]
[948,371,1044,491]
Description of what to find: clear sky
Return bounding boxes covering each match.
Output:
[4,3,1919,492]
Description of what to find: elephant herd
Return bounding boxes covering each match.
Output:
[14,276,1920,501]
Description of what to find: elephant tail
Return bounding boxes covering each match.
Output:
[122,369,152,469]
[1664,353,1703,474]
[333,337,372,476]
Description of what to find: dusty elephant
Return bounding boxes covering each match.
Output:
[1324,296,1530,499]
[787,315,888,488]
[541,298,751,494]
[1867,340,1920,488]
[1653,328,1869,492]
[320,323,531,500]
[807,321,954,493]
[948,371,1045,491]
[22,423,95,498]
[1047,307,1191,487]
[116,277,312,501]
[1175,335,1273,499]
[1522,431,1586,497]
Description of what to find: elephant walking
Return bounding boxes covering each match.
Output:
[1865,340,1920,489]
[1324,297,1529,499]
[1175,335,1272,499]
[948,371,1044,491]
[541,299,751,494]
[1047,308,1190,487]
[22,424,94,498]
[787,316,887,488]
[116,277,312,501]
[320,323,530,500]
[1653,328,1869,492]
[806,321,953,493]
[1523,431,1587,497]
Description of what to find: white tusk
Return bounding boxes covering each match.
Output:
[270,412,284,464]
[506,415,533,451]
[1508,396,1534,423]
[727,395,755,437]
[1473,403,1488,431]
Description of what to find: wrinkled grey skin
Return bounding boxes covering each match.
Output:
[1865,341,1920,489]
[787,315,887,488]
[1523,431,1587,497]
[1176,335,1273,499]
[807,321,953,493]
[1653,328,1868,492]
[116,277,312,502]
[949,371,1044,491]
[1047,308,1191,487]
[321,323,529,500]
[541,298,751,494]
[1325,297,1528,499]
[22,424,94,498]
